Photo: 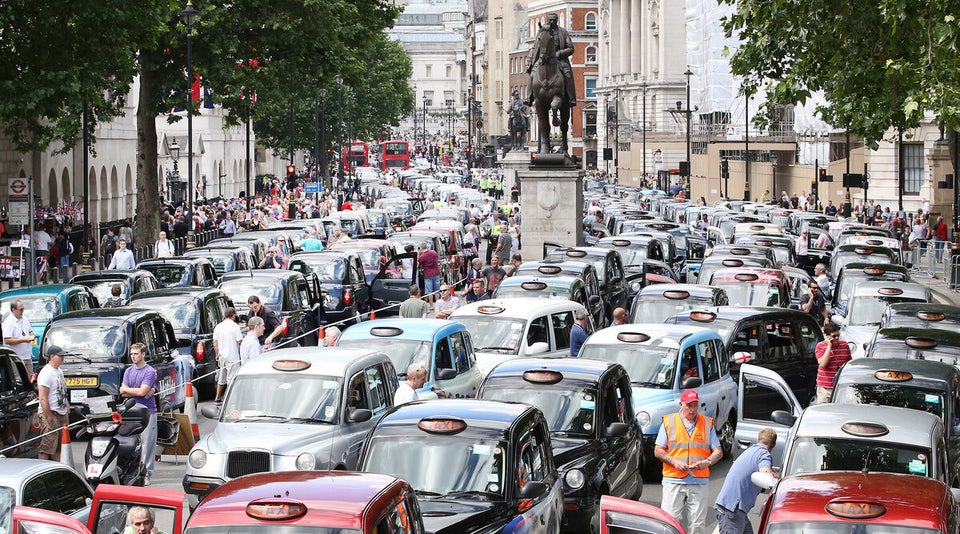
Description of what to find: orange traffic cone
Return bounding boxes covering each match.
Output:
[369,308,376,320]
[185,382,200,441]
[59,425,76,470]
[318,325,326,346]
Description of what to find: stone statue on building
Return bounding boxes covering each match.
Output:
[507,89,529,151]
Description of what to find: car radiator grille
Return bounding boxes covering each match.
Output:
[227,451,271,478]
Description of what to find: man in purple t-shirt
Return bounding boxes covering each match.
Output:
[418,244,441,301]
[120,342,158,485]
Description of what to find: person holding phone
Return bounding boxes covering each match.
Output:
[814,323,851,404]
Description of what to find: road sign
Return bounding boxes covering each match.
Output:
[304,182,321,193]
[8,178,30,226]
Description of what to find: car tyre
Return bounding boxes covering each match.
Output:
[718,412,736,458]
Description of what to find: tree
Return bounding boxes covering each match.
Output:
[720,0,960,147]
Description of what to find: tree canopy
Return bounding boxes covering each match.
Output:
[721,0,960,146]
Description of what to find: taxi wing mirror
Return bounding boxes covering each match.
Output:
[952,488,960,504]
[604,422,629,438]
[831,314,846,326]
[348,408,373,423]
[680,376,702,390]
[436,368,458,381]
[527,342,549,355]
[751,471,777,492]
[770,410,797,427]
[733,351,754,364]
[200,405,220,419]
[519,480,547,500]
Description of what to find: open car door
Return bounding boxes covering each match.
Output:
[88,485,187,534]
[369,252,418,317]
[600,495,686,534]
[735,363,802,469]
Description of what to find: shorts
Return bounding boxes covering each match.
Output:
[217,358,241,386]
[424,275,441,296]
[39,412,70,456]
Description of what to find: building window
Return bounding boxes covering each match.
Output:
[585,110,597,138]
[424,91,434,107]
[446,65,451,78]
[425,65,432,78]
[496,19,503,39]
[903,142,924,194]
[444,91,454,106]
[585,79,597,99]
[585,12,597,31]
[585,46,597,63]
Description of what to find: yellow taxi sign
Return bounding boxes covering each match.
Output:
[246,499,308,521]
[418,418,467,434]
[522,370,563,384]
[477,305,505,315]
[905,337,938,349]
[917,311,945,321]
[874,370,913,382]
[825,501,886,520]
[272,359,311,372]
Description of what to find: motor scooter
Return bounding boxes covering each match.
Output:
[79,398,149,487]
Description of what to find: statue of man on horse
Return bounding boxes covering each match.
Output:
[507,89,529,151]
[524,12,577,156]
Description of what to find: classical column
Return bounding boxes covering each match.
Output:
[630,0,642,73]
[619,0,631,74]
[610,0,621,78]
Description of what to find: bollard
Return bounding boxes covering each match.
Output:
[59,425,76,470]
[185,382,200,441]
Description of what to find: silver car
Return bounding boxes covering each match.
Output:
[182,348,398,500]
[0,459,93,523]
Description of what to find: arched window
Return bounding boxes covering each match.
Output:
[585,12,597,31]
[585,46,597,63]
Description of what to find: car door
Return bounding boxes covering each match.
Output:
[341,366,387,469]
[136,318,178,408]
[292,277,319,344]
[599,373,642,498]
[349,257,370,314]
[370,252,418,314]
[761,318,812,405]
[548,312,572,356]
[0,356,39,457]
[21,467,92,521]
[735,363,802,468]
[605,253,628,312]
[432,331,478,398]
[696,339,724,423]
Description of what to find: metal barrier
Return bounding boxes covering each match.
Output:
[950,249,960,290]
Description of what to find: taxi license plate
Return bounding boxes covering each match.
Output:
[32,338,37,345]
[66,377,98,388]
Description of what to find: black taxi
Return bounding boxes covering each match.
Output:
[0,347,40,458]
[879,302,960,331]
[217,269,322,346]
[831,357,960,488]
[359,399,564,534]
[866,327,960,366]
[137,257,219,288]
[477,359,642,533]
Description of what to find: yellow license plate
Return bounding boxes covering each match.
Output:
[66,377,98,388]
[32,338,37,345]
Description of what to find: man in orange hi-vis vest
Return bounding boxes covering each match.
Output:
[653,389,722,534]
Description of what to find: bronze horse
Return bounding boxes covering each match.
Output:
[508,110,528,150]
[530,28,570,155]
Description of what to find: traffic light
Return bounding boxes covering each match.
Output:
[679,161,690,176]
[286,165,297,191]
[720,159,730,180]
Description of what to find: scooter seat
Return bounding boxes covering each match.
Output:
[118,422,144,436]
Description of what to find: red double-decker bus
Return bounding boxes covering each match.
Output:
[343,141,369,170]
[380,140,410,170]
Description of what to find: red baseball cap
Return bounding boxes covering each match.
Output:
[680,390,699,404]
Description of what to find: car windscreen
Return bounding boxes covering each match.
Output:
[493,285,571,300]
[366,212,387,227]
[129,299,198,330]
[195,254,235,274]
[141,265,189,287]
[631,297,710,324]
[833,384,946,421]
[336,339,431,376]
[784,436,931,478]
[0,295,61,323]
[847,296,926,327]
[81,280,129,304]
[668,315,735,342]
[46,324,126,360]
[363,434,507,497]
[454,317,525,355]
[580,344,678,389]
[710,282,782,307]
[291,258,346,283]
[219,280,282,309]
[222,374,341,424]
[612,247,648,267]
[480,384,597,437]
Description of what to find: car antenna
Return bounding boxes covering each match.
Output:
[861,448,872,475]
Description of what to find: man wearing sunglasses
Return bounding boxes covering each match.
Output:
[815,323,850,404]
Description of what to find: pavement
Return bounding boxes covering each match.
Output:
[901,256,960,305]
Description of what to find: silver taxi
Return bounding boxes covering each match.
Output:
[833,280,932,357]
[182,348,398,500]
[450,297,594,375]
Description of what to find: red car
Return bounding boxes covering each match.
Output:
[16,506,91,533]
[87,485,187,534]
[185,471,424,534]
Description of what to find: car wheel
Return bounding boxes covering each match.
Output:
[589,487,607,534]
[718,412,736,458]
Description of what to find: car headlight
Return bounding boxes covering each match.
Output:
[296,452,316,470]
[630,282,642,293]
[564,469,585,490]
[637,411,651,428]
[188,449,207,469]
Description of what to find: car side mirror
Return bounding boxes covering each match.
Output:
[788,303,800,310]
[732,351,753,364]
[348,408,373,423]
[437,368,458,381]
[831,314,846,326]
[680,376,702,389]
[527,342,549,355]
[519,480,547,500]
[200,405,220,419]
[751,471,777,492]
[604,422,629,438]
[588,295,601,306]
[771,410,797,427]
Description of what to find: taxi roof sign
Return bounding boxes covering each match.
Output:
[537,266,562,274]
[905,337,938,349]
[370,327,404,337]
[522,370,564,384]
[611,239,632,247]
[721,259,744,267]
[877,287,903,295]
[246,499,309,521]
[840,422,889,438]
[863,267,887,275]
[477,305,505,315]
[418,418,467,434]
[874,370,913,382]
[917,311,945,321]
[854,247,875,255]
[734,273,759,282]
[520,282,548,290]
[825,501,886,520]
[689,311,717,322]
[663,290,691,300]
[272,360,311,372]
[616,332,651,343]
[565,250,588,258]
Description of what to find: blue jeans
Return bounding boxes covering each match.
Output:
[425,275,441,296]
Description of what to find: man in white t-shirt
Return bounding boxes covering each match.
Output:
[154,231,175,258]
[394,363,427,406]
[3,299,36,374]
[212,307,244,403]
[37,345,69,461]
[434,285,460,319]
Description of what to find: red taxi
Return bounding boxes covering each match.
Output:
[706,267,791,308]
[185,471,424,534]
[17,506,91,533]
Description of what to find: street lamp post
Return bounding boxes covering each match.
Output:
[684,68,693,200]
[336,74,344,190]
[169,138,181,205]
[181,0,198,240]
[320,88,328,186]
[641,83,648,182]
[422,97,428,157]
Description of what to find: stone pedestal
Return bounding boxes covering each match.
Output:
[500,150,529,204]
[519,164,584,261]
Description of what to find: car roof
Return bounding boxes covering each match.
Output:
[497,275,583,290]
[667,306,808,323]
[50,307,153,323]
[138,256,211,266]
[486,357,616,383]
[636,284,724,299]
[0,459,83,484]
[219,269,299,282]
[71,270,148,281]
[849,281,929,299]
[874,326,960,347]
[451,298,586,319]
[836,357,960,388]
[795,403,941,446]
[129,287,223,301]
[189,471,407,530]
[337,318,465,341]
[708,267,787,284]
[0,284,87,297]
[839,262,910,276]
[236,347,388,377]
[517,260,596,276]
[882,302,960,326]
[767,472,950,529]
[376,399,535,438]
[584,324,718,349]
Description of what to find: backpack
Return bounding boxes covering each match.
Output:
[102,234,117,255]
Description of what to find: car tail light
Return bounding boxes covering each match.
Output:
[196,342,205,361]
[344,289,353,305]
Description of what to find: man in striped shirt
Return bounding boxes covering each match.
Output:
[815,323,851,404]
